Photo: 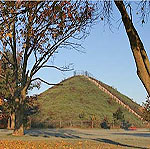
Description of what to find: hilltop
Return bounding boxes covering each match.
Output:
[31,75,143,128]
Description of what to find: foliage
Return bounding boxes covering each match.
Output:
[142,96,150,123]
[0,52,40,119]
[0,140,124,149]
[113,108,124,121]
[0,1,98,135]
[113,108,125,127]
[0,0,97,93]
[100,117,110,129]
[121,120,131,130]
[0,52,13,98]
[0,52,17,116]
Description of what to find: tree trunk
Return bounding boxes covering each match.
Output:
[11,113,15,129]
[25,116,31,130]
[12,105,24,136]
[114,0,150,96]
[7,113,15,130]
[91,120,94,128]
[7,116,11,129]
[12,86,27,136]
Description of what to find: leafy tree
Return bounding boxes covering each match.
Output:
[0,53,16,129]
[0,1,97,135]
[113,108,124,121]
[121,120,131,130]
[0,53,14,98]
[99,1,150,96]
[0,52,40,129]
[113,108,125,127]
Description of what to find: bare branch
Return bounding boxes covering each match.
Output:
[30,28,77,77]
[31,77,62,86]
[41,65,74,72]
[62,41,85,53]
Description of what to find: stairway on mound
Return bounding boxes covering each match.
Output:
[84,76,143,120]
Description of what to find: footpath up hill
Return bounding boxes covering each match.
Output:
[31,75,143,128]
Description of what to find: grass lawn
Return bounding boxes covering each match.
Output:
[0,128,149,149]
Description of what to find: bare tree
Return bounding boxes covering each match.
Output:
[99,0,150,97]
[114,0,150,97]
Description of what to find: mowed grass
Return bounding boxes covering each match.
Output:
[0,128,150,149]
[0,129,123,149]
[32,76,143,128]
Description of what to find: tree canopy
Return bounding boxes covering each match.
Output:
[0,1,98,136]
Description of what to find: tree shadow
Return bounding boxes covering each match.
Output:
[112,132,150,138]
[25,129,81,139]
[93,138,148,149]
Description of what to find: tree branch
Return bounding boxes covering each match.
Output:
[30,28,77,78]
[114,0,150,96]
[0,74,5,79]
[0,51,13,66]
[31,77,62,86]
[41,65,74,72]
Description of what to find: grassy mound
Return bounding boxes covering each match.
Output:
[31,76,143,128]
[93,78,142,116]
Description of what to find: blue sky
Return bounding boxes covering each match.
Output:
[31,3,150,105]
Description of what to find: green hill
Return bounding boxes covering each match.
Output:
[90,77,142,117]
[31,75,143,128]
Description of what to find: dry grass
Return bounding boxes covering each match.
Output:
[0,140,123,149]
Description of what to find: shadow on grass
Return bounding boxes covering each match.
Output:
[24,129,149,148]
[93,138,148,149]
[25,129,81,139]
[112,132,150,138]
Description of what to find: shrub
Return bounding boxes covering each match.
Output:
[113,108,125,128]
[100,117,110,129]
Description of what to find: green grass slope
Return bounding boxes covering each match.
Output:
[31,76,143,128]
[90,77,142,116]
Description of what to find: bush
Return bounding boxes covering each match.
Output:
[113,108,125,128]
[121,120,132,130]
[100,117,110,129]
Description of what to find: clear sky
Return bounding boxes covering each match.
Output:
[30,3,150,105]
